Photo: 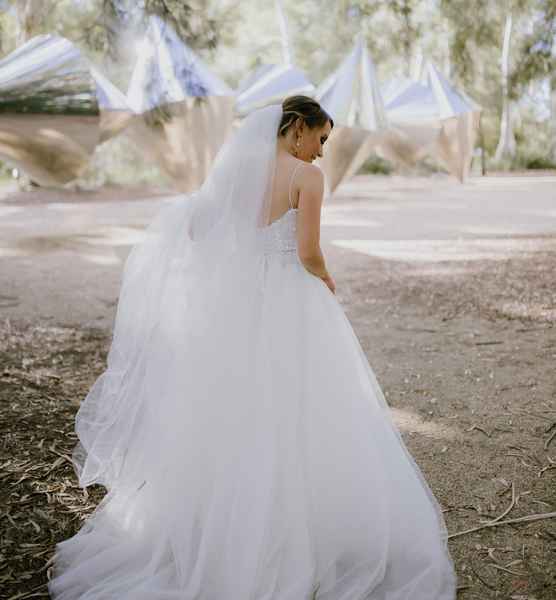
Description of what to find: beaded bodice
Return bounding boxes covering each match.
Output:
[257,160,302,263]
[258,208,298,260]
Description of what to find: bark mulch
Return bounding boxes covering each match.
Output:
[0,322,108,599]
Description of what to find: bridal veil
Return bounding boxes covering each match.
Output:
[73,104,285,489]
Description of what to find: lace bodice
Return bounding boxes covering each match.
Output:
[257,161,301,263]
[258,208,299,261]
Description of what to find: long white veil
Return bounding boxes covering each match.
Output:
[73,104,283,489]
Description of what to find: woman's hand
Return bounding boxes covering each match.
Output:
[322,274,336,294]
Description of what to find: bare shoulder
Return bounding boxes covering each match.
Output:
[297,163,324,217]
[300,162,323,182]
[299,162,324,191]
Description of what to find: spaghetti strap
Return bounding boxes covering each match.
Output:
[288,162,302,210]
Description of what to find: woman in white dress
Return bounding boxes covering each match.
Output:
[48,96,457,599]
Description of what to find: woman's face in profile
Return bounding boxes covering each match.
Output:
[298,120,332,163]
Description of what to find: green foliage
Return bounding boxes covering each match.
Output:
[381,0,423,73]
[0,160,14,182]
[75,133,172,188]
[438,0,556,165]
[522,155,556,169]
[487,102,556,171]
[509,0,556,100]
[142,0,220,51]
[284,0,431,83]
[360,154,394,175]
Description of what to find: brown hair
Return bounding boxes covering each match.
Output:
[278,95,333,137]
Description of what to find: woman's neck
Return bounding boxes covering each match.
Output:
[276,132,294,157]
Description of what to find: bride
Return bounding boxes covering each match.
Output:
[48,96,457,599]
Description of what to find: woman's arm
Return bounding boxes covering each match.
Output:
[296,165,336,293]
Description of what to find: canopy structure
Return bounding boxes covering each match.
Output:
[125,15,235,193]
[0,34,131,186]
[235,63,314,115]
[380,77,443,168]
[315,37,387,193]
[381,62,481,181]
[423,62,481,181]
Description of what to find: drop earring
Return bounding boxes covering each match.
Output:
[293,136,301,157]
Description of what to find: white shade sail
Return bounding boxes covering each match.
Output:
[381,61,482,182]
[316,36,387,132]
[127,15,232,114]
[316,37,387,193]
[0,34,131,186]
[235,63,314,115]
[125,15,234,193]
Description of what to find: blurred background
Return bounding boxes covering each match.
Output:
[0,0,554,189]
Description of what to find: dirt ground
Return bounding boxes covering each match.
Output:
[1,175,555,599]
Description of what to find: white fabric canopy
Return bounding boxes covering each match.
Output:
[379,78,443,168]
[125,15,234,193]
[0,34,131,186]
[381,62,481,181]
[423,62,481,118]
[127,15,231,113]
[423,62,481,181]
[317,37,387,132]
[316,37,387,193]
[235,63,314,115]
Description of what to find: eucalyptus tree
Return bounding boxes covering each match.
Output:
[440,0,538,161]
[509,0,556,161]
[378,0,423,76]
[282,0,369,84]
[283,0,447,91]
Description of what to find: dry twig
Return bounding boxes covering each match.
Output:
[448,511,556,540]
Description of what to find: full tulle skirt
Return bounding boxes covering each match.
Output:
[48,253,457,599]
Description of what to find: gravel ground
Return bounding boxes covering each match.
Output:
[1,175,555,599]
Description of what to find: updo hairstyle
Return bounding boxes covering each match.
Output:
[278,95,334,137]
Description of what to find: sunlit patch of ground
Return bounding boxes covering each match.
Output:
[389,406,460,440]
[0,205,24,218]
[0,227,148,271]
[332,237,556,263]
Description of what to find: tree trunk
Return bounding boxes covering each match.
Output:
[15,0,48,45]
[550,73,556,163]
[479,113,487,176]
[274,0,292,65]
[410,45,423,80]
[495,13,517,162]
[402,1,412,78]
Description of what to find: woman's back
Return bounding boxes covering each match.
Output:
[268,146,336,294]
[268,155,303,225]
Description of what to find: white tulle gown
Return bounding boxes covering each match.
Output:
[48,106,457,599]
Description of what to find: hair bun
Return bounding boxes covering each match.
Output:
[278,95,333,137]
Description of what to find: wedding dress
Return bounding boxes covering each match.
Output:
[48,105,457,599]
